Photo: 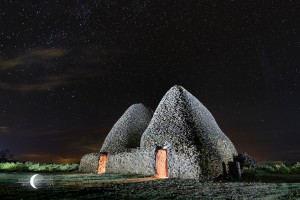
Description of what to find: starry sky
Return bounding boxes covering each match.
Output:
[0,1,299,163]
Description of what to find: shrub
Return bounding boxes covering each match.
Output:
[258,162,300,174]
[0,162,28,171]
[259,164,275,173]
[291,162,300,173]
[234,153,257,169]
[274,163,291,174]
[0,162,79,172]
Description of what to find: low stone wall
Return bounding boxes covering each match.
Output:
[79,148,222,179]
[105,147,203,179]
[79,153,100,173]
[106,149,154,175]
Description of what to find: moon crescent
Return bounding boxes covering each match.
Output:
[30,174,39,189]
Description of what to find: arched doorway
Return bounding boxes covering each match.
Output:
[155,148,168,178]
[98,153,108,174]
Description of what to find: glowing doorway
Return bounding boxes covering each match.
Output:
[98,153,108,174]
[155,149,168,178]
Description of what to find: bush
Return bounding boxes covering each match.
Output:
[0,162,79,172]
[260,164,275,173]
[258,162,300,174]
[291,162,300,174]
[274,163,291,174]
[234,153,257,169]
[0,162,27,171]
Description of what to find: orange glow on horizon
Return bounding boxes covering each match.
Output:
[17,153,80,164]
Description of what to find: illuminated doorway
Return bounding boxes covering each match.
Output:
[98,153,108,174]
[155,148,168,178]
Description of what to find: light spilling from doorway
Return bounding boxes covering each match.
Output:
[98,153,108,174]
[155,149,168,178]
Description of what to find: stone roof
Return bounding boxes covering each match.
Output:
[100,103,153,153]
[141,85,237,178]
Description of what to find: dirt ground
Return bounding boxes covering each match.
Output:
[1,173,300,199]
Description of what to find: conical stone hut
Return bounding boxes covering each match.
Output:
[141,85,237,179]
[79,103,153,173]
[100,103,153,153]
[79,86,237,180]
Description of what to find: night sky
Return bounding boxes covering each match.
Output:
[0,1,299,163]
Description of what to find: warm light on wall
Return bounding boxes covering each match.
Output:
[98,153,108,174]
[155,149,168,178]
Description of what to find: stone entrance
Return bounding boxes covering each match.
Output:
[98,153,108,174]
[155,149,168,178]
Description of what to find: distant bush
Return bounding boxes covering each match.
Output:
[234,153,257,169]
[291,162,300,173]
[0,162,78,172]
[258,162,300,174]
[0,162,27,171]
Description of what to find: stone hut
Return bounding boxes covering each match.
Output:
[100,103,153,153]
[79,85,237,180]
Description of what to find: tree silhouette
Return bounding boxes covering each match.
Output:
[0,149,13,162]
[234,152,257,169]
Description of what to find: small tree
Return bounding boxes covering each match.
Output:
[0,149,13,162]
[234,152,257,169]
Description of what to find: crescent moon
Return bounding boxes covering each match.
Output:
[30,174,39,189]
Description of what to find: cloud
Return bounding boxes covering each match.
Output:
[0,126,8,134]
[0,48,69,71]
[17,152,80,164]
[6,125,110,163]
[54,156,80,164]
[43,126,107,154]
[17,153,79,163]
[82,45,122,64]
[0,46,117,93]
[0,48,72,92]
[284,148,300,157]
[27,48,69,59]
[66,133,103,153]
[0,75,70,92]
[0,57,24,70]
[20,153,44,158]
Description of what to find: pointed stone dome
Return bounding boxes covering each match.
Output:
[100,103,153,153]
[141,85,237,178]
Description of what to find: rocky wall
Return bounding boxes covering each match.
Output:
[79,153,100,173]
[106,149,154,175]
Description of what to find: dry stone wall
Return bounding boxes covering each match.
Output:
[105,149,154,175]
[141,85,237,179]
[79,85,238,180]
[100,103,153,153]
[78,153,100,173]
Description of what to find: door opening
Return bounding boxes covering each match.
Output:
[155,148,168,178]
[98,153,108,174]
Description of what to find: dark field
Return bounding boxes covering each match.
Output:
[1,173,300,200]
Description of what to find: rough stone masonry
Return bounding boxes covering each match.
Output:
[79,85,237,180]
